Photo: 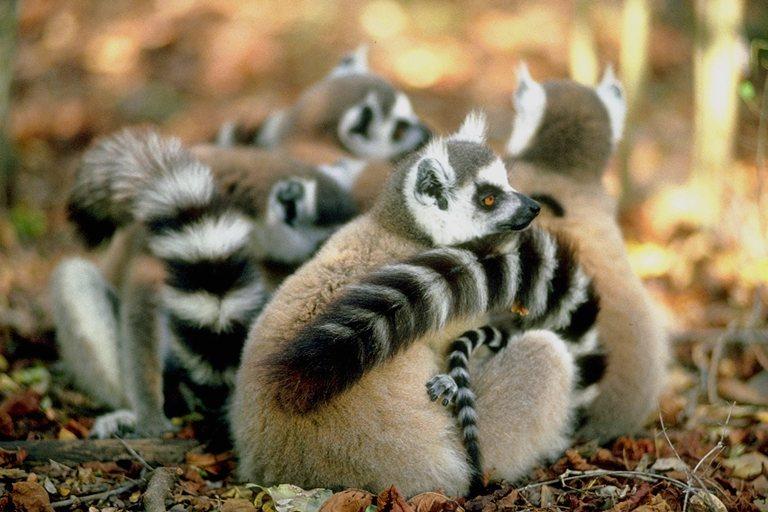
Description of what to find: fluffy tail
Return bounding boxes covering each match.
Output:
[68,128,194,247]
[106,129,269,411]
[265,228,597,413]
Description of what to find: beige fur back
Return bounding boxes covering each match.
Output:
[510,162,668,440]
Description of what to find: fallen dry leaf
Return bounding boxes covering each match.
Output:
[220,498,257,512]
[319,488,375,512]
[11,481,53,512]
[689,491,727,512]
[408,491,463,512]
[723,452,768,479]
[634,494,673,512]
[651,457,690,473]
[377,486,414,512]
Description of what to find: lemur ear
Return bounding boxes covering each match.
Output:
[329,45,369,78]
[506,62,547,156]
[414,157,451,211]
[449,111,487,143]
[513,61,545,107]
[595,64,626,144]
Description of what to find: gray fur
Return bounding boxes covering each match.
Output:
[446,141,495,185]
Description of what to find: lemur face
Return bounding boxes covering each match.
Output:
[406,112,540,246]
[330,46,431,160]
[337,89,430,160]
[259,164,359,264]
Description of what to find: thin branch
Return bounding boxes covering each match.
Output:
[50,480,141,509]
[706,322,732,405]
[115,434,155,472]
[515,469,700,494]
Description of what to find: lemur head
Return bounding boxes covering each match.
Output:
[255,159,362,265]
[377,112,540,246]
[257,46,431,161]
[506,63,626,178]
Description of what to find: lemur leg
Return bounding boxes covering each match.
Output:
[114,254,173,437]
[473,329,577,483]
[50,258,125,409]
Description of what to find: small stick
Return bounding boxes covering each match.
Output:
[115,435,154,472]
[515,469,699,494]
[50,480,141,509]
[143,467,176,512]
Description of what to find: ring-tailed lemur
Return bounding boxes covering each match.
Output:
[52,130,361,439]
[231,112,596,496]
[502,63,668,442]
[216,45,431,162]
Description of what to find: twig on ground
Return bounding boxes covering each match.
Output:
[516,469,701,494]
[50,480,141,509]
[706,322,734,405]
[658,404,733,512]
[115,434,155,472]
[143,467,176,512]
[0,439,198,465]
[658,411,699,512]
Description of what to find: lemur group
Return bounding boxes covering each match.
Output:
[50,46,667,496]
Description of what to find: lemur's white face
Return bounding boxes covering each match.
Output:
[255,162,360,264]
[405,112,541,246]
[333,46,431,160]
[338,91,427,160]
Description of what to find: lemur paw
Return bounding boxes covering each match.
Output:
[426,374,458,406]
[90,411,176,439]
[90,410,137,439]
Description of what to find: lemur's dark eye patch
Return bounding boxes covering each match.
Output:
[392,120,410,142]
[474,184,504,209]
[350,106,374,138]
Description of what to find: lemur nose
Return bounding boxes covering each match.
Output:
[529,202,541,216]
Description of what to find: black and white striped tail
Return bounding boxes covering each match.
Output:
[426,326,510,494]
[436,322,606,491]
[266,228,596,413]
[68,129,191,247]
[129,132,269,413]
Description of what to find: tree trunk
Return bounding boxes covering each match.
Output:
[570,0,599,85]
[691,0,745,225]
[617,0,651,212]
[0,0,18,211]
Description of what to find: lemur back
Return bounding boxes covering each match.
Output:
[231,113,597,496]
[503,64,667,442]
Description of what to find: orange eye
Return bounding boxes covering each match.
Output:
[482,195,495,207]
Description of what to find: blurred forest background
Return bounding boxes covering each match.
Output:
[1,0,768,509]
